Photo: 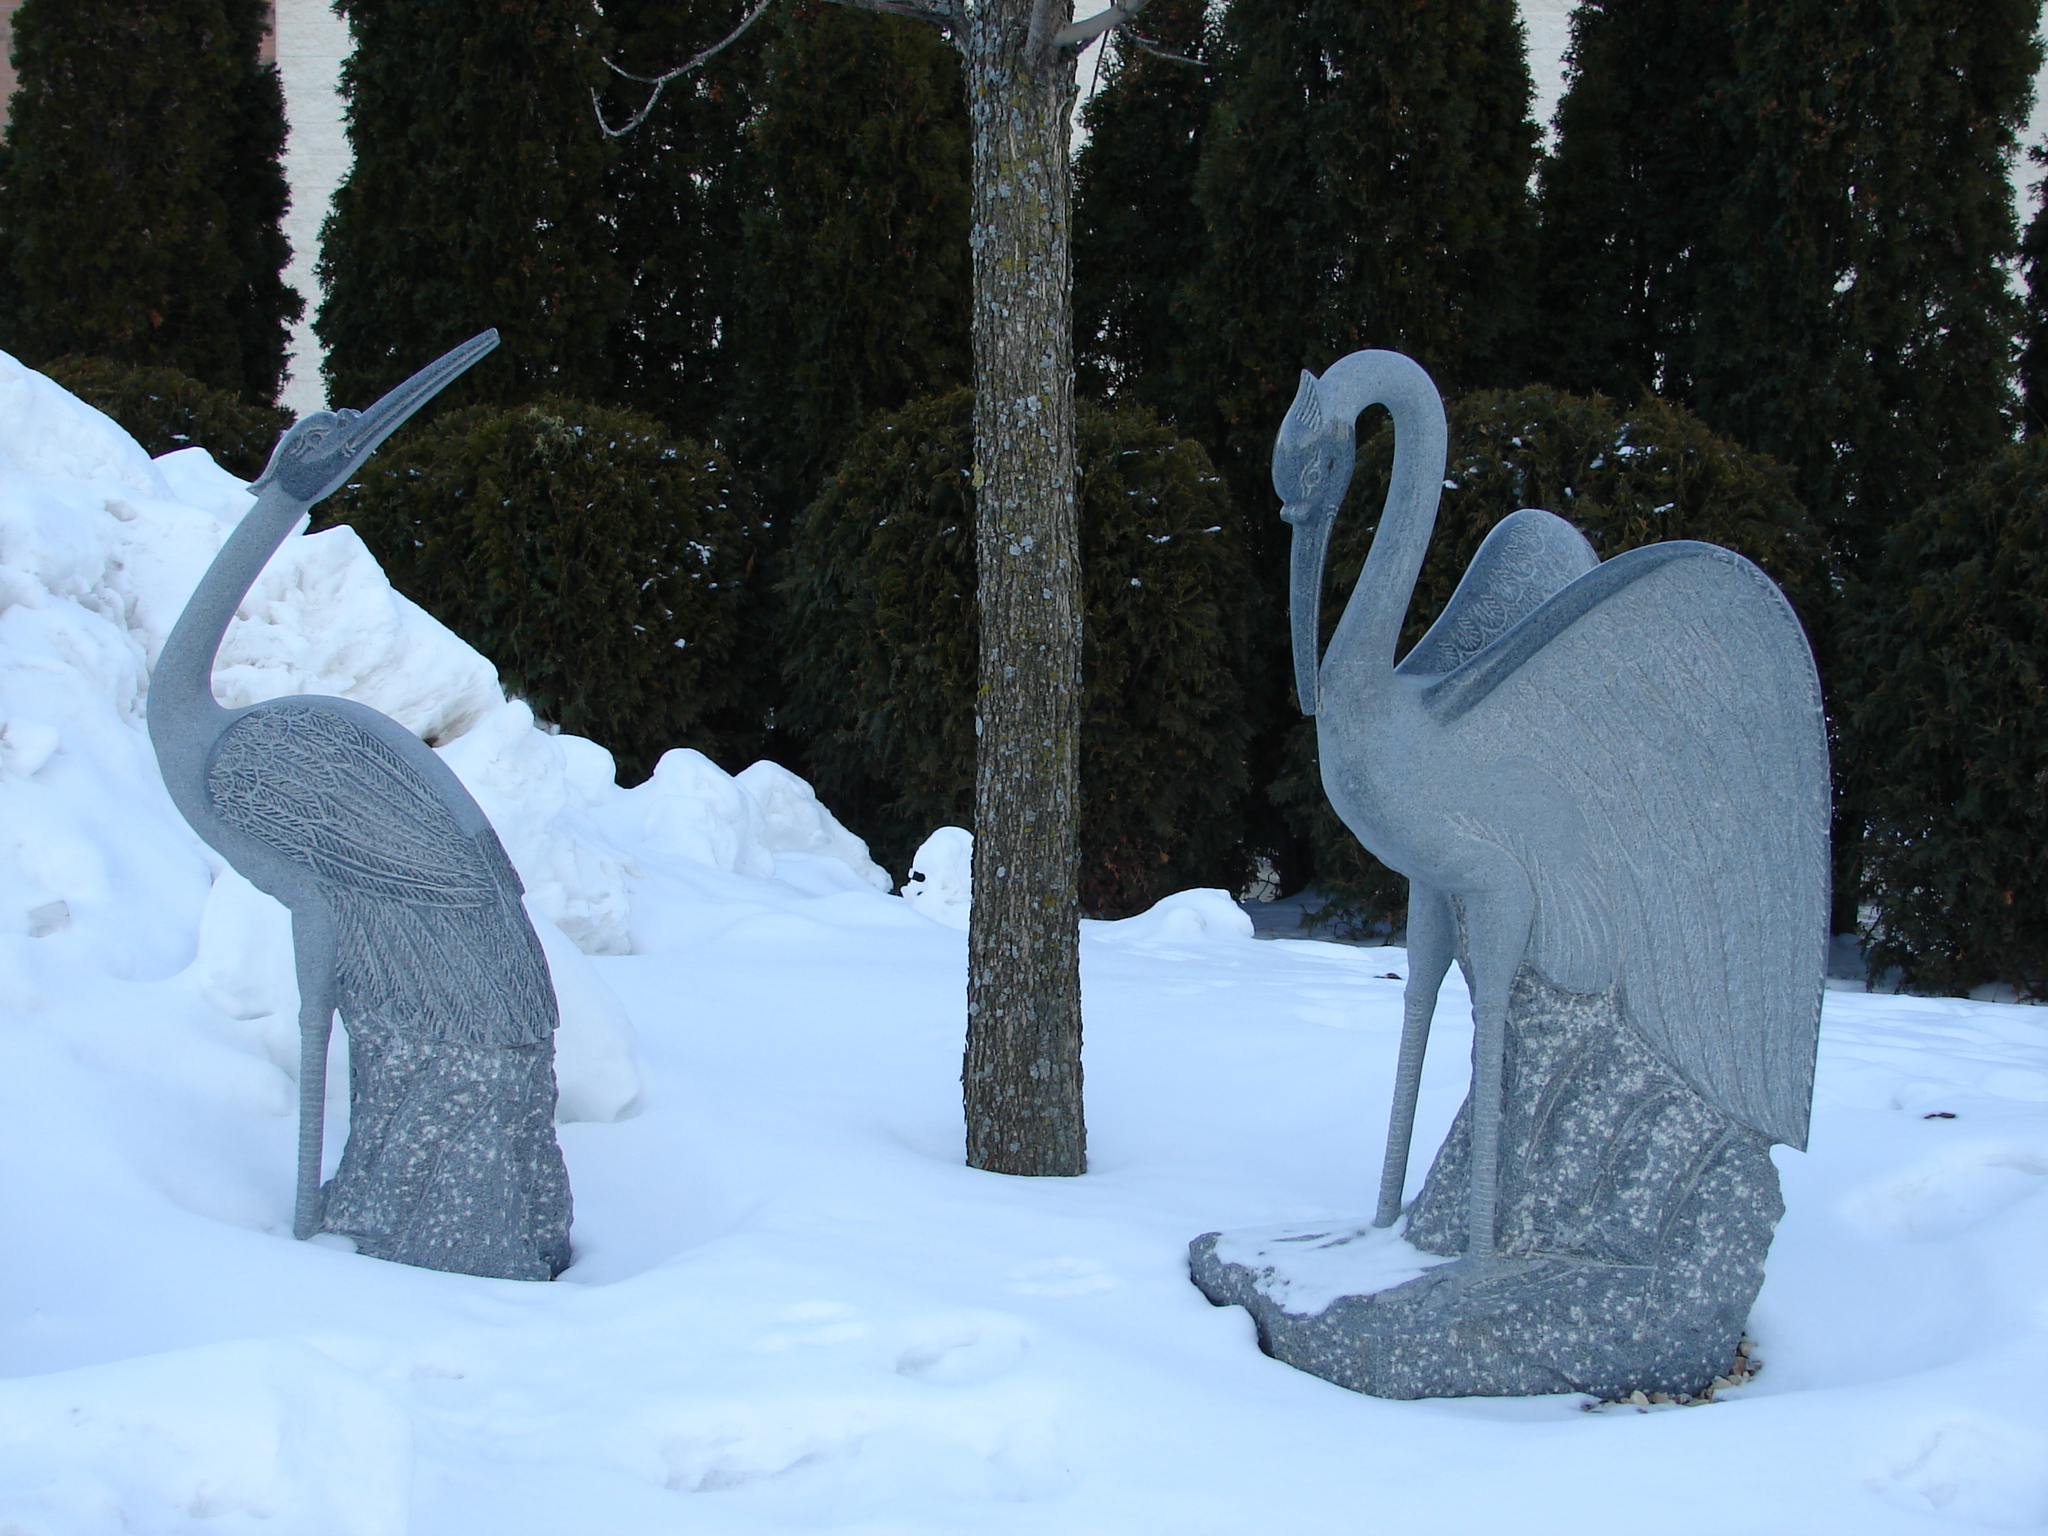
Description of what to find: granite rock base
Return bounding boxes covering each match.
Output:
[1190,969,1782,1399]
[319,1018,572,1281]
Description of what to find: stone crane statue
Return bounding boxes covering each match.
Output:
[1191,349,1828,1398]
[149,332,572,1282]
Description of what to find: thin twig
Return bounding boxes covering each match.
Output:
[592,0,777,138]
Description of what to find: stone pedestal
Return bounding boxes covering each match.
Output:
[1190,969,1782,1399]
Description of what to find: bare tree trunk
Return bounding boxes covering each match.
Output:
[959,1,1085,1177]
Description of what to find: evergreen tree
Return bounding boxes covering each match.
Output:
[318,0,622,414]
[0,0,299,401]
[1071,0,1216,417]
[2021,150,2048,437]
[1691,0,2035,576]
[600,0,766,436]
[1843,436,2048,999]
[724,0,972,537]
[1530,0,1739,403]
[1177,0,1539,551]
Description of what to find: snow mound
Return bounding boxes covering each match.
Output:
[738,759,892,891]
[0,1339,409,1536]
[1087,887,1255,946]
[437,701,634,956]
[601,747,776,880]
[902,827,973,929]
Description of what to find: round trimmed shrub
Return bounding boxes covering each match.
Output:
[1274,385,1832,935]
[1842,439,2048,999]
[780,388,1254,916]
[42,355,294,479]
[322,396,753,783]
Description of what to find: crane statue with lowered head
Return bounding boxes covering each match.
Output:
[150,332,572,1282]
[1192,349,1827,1399]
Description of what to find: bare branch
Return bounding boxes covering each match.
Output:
[1119,27,1207,68]
[593,0,777,138]
[817,0,961,23]
[1050,0,1157,51]
[1025,0,1064,57]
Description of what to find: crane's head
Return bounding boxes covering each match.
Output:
[1273,370,1353,715]
[251,330,500,506]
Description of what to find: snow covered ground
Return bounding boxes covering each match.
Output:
[1,350,2045,1534]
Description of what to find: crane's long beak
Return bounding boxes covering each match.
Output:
[1286,504,1330,716]
[341,329,500,467]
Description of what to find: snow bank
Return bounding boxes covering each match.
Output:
[0,1340,409,1536]
[0,350,895,1120]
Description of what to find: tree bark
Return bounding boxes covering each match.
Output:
[959,1,1085,1177]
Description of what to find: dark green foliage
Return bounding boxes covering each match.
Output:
[1071,0,1216,418]
[43,356,294,480]
[1690,0,2035,577]
[1842,440,2048,1000]
[780,388,1253,914]
[600,0,765,436]
[321,397,752,783]
[1531,0,1738,402]
[1277,386,1829,934]
[1177,0,1539,554]
[0,0,299,401]
[318,0,622,415]
[725,0,972,535]
[2022,150,2048,438]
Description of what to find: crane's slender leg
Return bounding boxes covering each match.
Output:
[1374,883,1453,1227]
[1459,886,1534,1264]
[290,904,338,1241]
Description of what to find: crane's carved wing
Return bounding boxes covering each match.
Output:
[1397,509,1598,677]
[206,705,499,907]
[207,703,556,1047]
[1427,542,1827,1148]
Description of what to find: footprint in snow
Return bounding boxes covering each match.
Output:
[894,1313,1028,1386]
[1841,1142,2048,1241]
[1869,1414,2048,1527]
[1003,1257,1118,1298]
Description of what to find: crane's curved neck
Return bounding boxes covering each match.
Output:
[148,484,306,813]
[1324,353,1448,686]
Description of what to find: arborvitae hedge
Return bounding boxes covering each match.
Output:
[322,397,752,782]
[725,0,972,534]
[1531,0,1738,404]
[1177,0,1538,555]
[1692,0,2035,578]
[601,0,765,436]
[318,0,621,415]
[1275,386,1830,933]
[780,388,1253,915]
[0,0,298,402]
[1843,440,2048,1000]
[43,356,294,480]
[1071,0,1216,417]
